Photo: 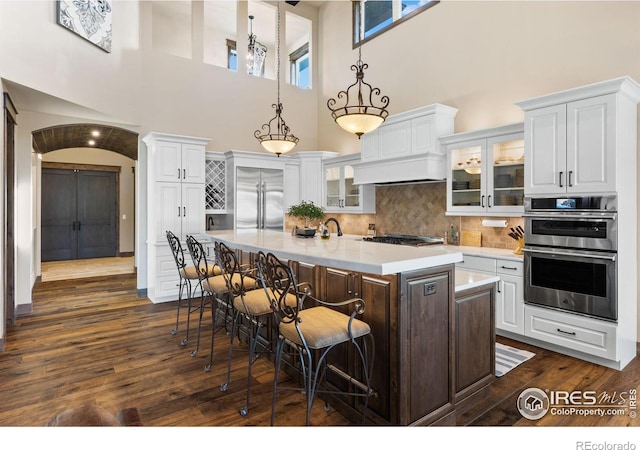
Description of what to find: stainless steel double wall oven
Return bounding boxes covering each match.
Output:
[523,195,617,321]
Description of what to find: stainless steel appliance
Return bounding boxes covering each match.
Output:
[362,234,444,246]
[235,167,284,231]
[523,195,617,321]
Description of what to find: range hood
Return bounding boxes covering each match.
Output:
[351,103,458,185]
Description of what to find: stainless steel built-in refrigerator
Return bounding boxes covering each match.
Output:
[235,167,284,230]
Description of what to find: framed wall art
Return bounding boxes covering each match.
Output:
[56,0,112,53]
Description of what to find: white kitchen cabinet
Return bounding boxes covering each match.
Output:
[205,152,226,214]
[455,254,524,335]
[496,259,524,335]
[284,151,338,209]
[152,138,206,185]
[323,154,375,213]
[143,132,209,303]
[443,123,524,216]
[516,77,640,195]
[524,304,617,362]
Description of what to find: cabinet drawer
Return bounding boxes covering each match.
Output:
[456,255,496,273]
[524,305,616,360]
[496,259,523,276]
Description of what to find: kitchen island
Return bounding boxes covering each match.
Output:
[205,229,497,426]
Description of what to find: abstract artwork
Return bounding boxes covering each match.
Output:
[57,0,112,53]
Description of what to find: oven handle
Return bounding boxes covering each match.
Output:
[522,212,617,220]
[522,247,616,261]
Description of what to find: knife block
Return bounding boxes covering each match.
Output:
[513,237,524,255]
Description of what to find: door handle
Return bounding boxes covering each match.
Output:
[178,207,181,217]
[568,170,573,187]
[183,206,186,217]
[77,221,81,231]
[262,182,267,229]
[183,169,186,180]
[559,171,564,188]
[487,195,492,208]
[178,168,181,179]
[481,195,485,208]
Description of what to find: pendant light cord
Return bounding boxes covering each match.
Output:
[276,2,281,105]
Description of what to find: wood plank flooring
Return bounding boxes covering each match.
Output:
[1,271,639,441]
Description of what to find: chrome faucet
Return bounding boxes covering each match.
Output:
[207,216,215,231]
[324,218,343,236]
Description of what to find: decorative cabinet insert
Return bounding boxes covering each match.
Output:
[443,123,524,216]
[205,152,226,214]
[323,154,375,213]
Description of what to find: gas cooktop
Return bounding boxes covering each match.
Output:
[362,234,444,246]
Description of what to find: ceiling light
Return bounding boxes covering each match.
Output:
[254,2,298,157]
[327,43,390,138]
[91,130,100,137]
[247,15,267,76]
[88,140,96,146]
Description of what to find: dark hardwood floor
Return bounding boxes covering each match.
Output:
[1,273,638,437]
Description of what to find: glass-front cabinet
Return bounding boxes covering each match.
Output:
[443,123,524,216]
[323,154,375,213]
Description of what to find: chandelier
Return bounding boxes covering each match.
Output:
[327,44,390,138]
[254,2,298,156]
[247,15,267,76]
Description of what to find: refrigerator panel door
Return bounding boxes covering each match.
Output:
[262,168,284,231]
[236,167,261,229]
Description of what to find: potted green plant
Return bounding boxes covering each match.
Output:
[287,200,325,237]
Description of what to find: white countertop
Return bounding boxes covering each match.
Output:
[204,230,463,275]
[454,269,500,293]
[453,245,523,262]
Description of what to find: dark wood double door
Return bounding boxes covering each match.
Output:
[42,166,118,262]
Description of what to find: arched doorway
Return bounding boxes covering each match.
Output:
[32,123,138,281]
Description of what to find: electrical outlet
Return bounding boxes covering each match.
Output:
[424,282,437,296]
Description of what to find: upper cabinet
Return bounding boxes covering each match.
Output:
[516,77,640,195]
[151,135,206,185]
[354,104,458,185]
[443,123,524,216]
[205,152,227,214]
[324,154,375,213]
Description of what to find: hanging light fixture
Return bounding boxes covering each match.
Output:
[247,15,267,76]
[327,42,390,138]
[254,2,298,156]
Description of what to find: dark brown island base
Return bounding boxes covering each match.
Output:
[206,230,499,425]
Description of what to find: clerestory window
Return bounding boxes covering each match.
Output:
[290,43,310,89]
[353,0,439,46]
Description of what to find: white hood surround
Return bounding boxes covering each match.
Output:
[353,104,458,185]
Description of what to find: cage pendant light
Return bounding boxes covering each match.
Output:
[327,44,390,138]
[254,2,298,156]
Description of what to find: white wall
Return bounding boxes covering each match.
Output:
[317,1,640,152]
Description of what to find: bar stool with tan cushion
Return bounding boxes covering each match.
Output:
[256,251,375,426]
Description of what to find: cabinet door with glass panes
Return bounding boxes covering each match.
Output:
[324,162,361,212]
[486,132,524,214]
[446,125,524,216]
[447,138,487,214]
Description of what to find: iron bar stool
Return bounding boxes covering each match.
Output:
[256,251,376,426]
[184,235,229,370]
[217,242,276,417]
[166,230,201,346]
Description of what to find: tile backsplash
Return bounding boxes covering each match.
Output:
[294,182,524,250]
